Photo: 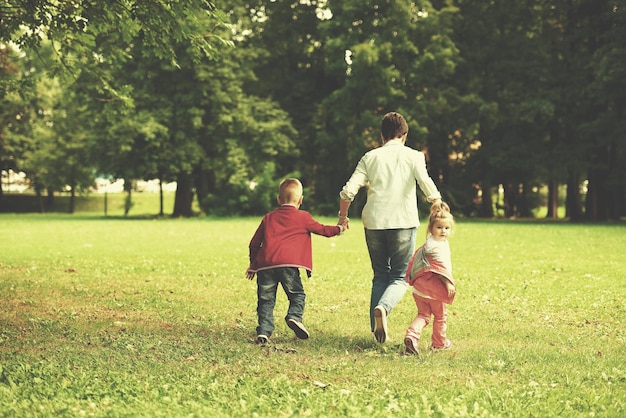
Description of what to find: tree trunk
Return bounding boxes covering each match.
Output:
[124,178,133,216]
[613,185,626,220]
[35,184,45,213]
[546,177,559,219]
[565,170,583,221]
[517,183,533,218]
[69,183,76,214]
[606,141,623,221]
[158,177,164,217]
[172,172,193,217]
[46,188,54,211]
[194,169,210,214]
[585,156,609,222]
[478,183,494,218]
[585,169,598,221]
[503,183,517,218]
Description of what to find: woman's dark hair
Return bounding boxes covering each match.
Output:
[381,112,408,140]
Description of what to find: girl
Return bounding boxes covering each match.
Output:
[404,203,456,355]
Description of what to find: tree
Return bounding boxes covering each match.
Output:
[239,0,337,210]
[451,0,563,218]
[1,0,228,72]
[84,1,300,218]
[0,44,30,199]
[3,0,624,219]
[192,36,299,216]
[1,40,95,212]
[1,0,231,215]
[541,0,601,221]
[532,0,626,221]
[311,0,462,213]
[87,47,203,217]
[583,1,626,220]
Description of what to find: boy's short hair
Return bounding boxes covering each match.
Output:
[278,178,303,204]
[381,112,409,140]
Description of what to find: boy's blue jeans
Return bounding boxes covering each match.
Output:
[364,228,415,331]
[256,267,305,337]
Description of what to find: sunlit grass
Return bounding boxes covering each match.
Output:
[1,214,625,416]
[0,191,195,216]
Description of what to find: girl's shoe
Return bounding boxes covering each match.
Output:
[256,335,269,345]
[404,337,420,355]
[430,339,452,351]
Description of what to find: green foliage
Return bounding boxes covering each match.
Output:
[0,0,230,68]
[193,38,299,216]
[1,0,625,219]
[0,215,625,416]
[200,164,291,217]
[0,44,39,176]
[451,0,625,219]
[311,1,465,205]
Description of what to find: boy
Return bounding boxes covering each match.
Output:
[247,178,346,344]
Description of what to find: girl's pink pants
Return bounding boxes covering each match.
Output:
[405,293,448,349]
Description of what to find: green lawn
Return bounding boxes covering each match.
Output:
[0,191,186,216]
[1,214,625,417]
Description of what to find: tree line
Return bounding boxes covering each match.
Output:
[1,0,624,220]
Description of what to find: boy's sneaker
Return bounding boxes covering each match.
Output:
[287,319,310,339]
[373,305,388,343]
[431,339,452,352]
[256,335,269,345]
[404,336,420,355]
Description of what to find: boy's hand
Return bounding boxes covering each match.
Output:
[245,269,255,280]
[446,281,456,297]
[338,217,350,230]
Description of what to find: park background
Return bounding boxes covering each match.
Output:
[1,2,626,416]
[1,0,625,221]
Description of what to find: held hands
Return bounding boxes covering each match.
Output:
[431,199,450,214]
[337,216,350,231]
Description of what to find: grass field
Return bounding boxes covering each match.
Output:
[0,192,184,216]
[1,214,625,417]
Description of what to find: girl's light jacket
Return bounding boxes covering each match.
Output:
[405,236,455,305]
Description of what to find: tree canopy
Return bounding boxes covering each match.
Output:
[1,0,624,220]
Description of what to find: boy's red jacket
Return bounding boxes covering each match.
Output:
[248,205,341,276]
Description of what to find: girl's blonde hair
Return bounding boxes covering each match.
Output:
[427,202,454,236]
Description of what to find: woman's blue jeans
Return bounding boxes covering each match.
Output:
[256,267,305,337]
[364,228,415,331]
